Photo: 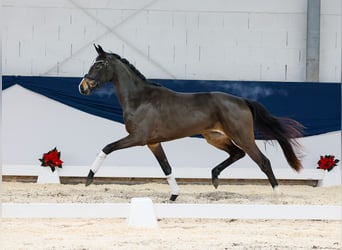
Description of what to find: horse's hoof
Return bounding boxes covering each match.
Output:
[212,178,219,189]
[211,169,220,189]
[170,194,178,201]
[85,177,93,186]
[85,170,95,186]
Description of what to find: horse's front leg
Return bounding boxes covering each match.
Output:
[148,143,179,201]
[85,134,143,186]
[85,151,106,186]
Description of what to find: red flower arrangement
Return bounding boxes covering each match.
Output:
[317,155,339,172]
[39,147,63,172]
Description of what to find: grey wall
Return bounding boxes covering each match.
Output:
[2,0,341,82]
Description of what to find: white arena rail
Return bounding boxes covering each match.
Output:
[2,203,340,220]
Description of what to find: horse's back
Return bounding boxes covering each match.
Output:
[209,92,250,113]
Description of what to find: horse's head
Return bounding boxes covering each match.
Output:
[79,44,114,95]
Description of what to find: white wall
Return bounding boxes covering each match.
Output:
[2,0,341,82]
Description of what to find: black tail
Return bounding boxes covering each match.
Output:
[245,99,304,172]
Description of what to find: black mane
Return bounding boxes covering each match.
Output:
[109,53,162,87]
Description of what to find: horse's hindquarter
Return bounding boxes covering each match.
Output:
[211,92,254,139]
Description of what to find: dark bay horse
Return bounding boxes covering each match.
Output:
[79,44,303,201]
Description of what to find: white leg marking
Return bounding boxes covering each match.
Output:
[166,173,179,195]
[90,151,107,173]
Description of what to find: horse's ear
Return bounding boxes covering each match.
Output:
[94,44,105,56]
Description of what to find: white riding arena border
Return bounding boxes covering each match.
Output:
[2,203,340,220]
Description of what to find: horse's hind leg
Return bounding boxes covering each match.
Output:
[148,143,179,201]
[204,134,246,188]
[211,143,245,188]
[239,140,279,189]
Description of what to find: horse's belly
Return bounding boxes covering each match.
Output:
[125,100,218,142]
[147,115,215,142]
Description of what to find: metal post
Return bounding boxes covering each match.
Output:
[306,0,321,82]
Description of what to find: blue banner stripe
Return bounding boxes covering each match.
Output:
[3,75,341,137]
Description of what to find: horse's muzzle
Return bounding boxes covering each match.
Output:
[79,78,93,95]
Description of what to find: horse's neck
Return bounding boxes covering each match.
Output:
[112,63,146,111]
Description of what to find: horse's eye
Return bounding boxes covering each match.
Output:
[95,64,102,70]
